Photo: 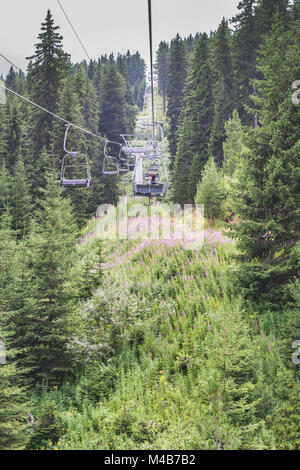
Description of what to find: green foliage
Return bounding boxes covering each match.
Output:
[172,34,214,204]
[272,383,300,450]
[231,1,257,125]
[223,110,248,177]
[26,9,71,155]
[18,172,78,384]
[0,361,28,450]
[27,398,66,450]
[0,3,299,453]
[155,41,169,115]
[167,34,187,164]
[195,157,226,220]
[209,19,234,166]
[231,12,300,304]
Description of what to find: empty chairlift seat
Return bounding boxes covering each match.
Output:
[60,124,91,188]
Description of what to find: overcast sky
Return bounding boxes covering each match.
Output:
[0,0,239,75]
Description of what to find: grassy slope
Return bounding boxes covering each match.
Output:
[33,211,294,451]
[29,90,298,451]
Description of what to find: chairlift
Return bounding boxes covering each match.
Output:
[102,141,120,175]
[120,121,165,157]
[60,124,91,188]
[132,155,168,199]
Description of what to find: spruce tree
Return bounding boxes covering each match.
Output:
[5,66,17,92]
[231,1,258,125]
[255,0,289,41]
[99,64,127,141]
[0,213,28,450]
[26,9,71,155]
[167,34,187,167]
[231,13,300,305]
[155,41,169,115]
[223,110,248,177]
[23,172,78,383]
[195,156,225,220]
[209,19,234,166]
[172,34,213,204]
[116,54,137,134]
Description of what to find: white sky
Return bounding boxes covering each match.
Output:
[0,0,239,75]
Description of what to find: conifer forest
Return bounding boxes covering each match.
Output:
[0,0,299,452]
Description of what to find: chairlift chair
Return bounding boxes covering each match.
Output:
[102,141,120,176]
[60,124,91,188]
[132,155,168,198]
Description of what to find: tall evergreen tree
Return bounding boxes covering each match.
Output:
[155,41,169,116]
[223,109,248,177]
[255,0,289,41]
[23,172,78,383]
[209,19,234,166]
[26,9,71,155]
[167,34,187,167]
[232,13,300,305]
[99,64,127,141]
[231,1,258,125]
[172,34,213,204]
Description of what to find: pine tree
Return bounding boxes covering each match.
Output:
[26,9,71,155]
[172,34,213,204]
[116,55,137,134]
[23,172,78,383]
[209,19,234,166]
[195,156,226,220]
[99,64,127,141]
[155,41,169,115]
[125,51,146,110]
[255,0,289,42]
[74,64,108,217]
[0,211,28,450]
[5,66,17,92]
[167,34,187,166]
[223,110,248,177]
[74,238,103,301]
[231,1,258,125]
[231,12,300,305]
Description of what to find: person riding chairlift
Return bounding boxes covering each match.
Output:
[148,173,157,184]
